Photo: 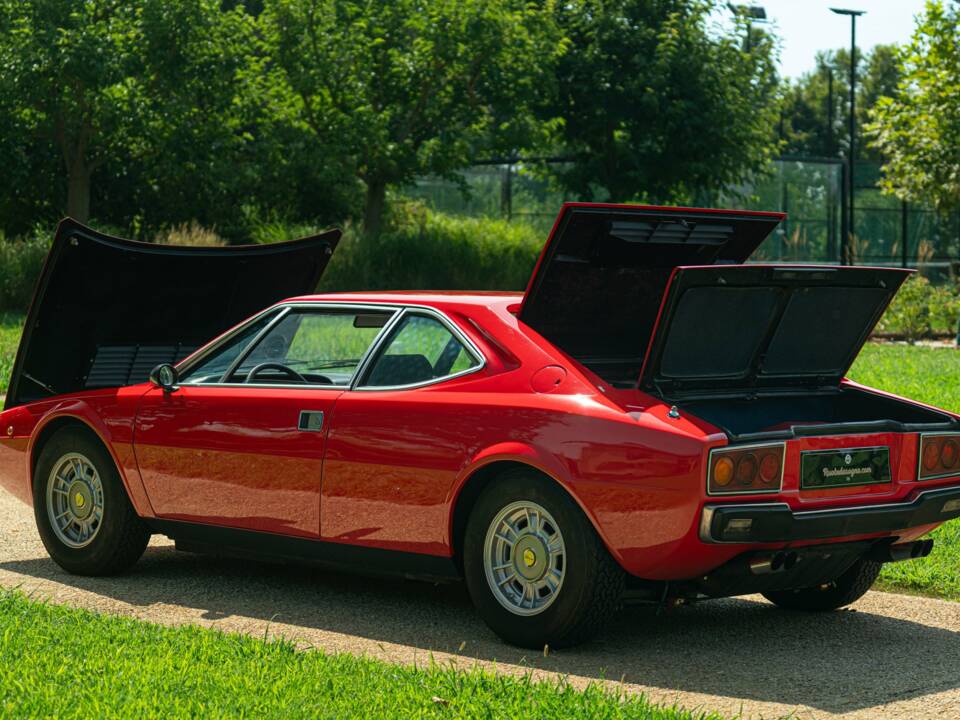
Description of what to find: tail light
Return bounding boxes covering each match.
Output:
[918,433,960,480]
[708,443,785,495]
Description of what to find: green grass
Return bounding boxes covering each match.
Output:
[0,589,719,720]
[0,313,23,395]
[849,342,960,600]
[849,342,960,413]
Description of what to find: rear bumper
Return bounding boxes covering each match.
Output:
[700,486,960,544]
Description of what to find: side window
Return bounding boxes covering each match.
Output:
[361,313,480,388]
[179,311,276,384]
[229,309,393,385]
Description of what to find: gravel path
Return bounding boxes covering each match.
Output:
[1,490,959,720]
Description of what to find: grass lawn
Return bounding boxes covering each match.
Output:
[849,343,960,599]
[0,590,719,720]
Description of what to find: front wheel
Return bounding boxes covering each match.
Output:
[463,469,625,648]
[33,426,150,576]
[762,558,881,611]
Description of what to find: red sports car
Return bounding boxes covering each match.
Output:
[2,204,959,648]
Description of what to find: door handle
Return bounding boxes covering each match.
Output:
[298,410,325,432]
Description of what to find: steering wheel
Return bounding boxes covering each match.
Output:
[245,362,308,384]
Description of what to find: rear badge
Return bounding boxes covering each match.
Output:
[800,447,892,489]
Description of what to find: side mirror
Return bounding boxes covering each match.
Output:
[149,363,180,392]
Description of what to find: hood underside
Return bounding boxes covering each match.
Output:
[518,203,785,384]
[640,264,912,395]
[5,219,340,409]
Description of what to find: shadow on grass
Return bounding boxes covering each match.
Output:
[3,544,960,714]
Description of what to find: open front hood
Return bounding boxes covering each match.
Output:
[5,219,340,409]
[639,264,911,396]
[518,203,784,384]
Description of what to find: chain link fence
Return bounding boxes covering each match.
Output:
[408,158,960,280]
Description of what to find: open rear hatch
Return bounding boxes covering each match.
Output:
[518,203,785,385]
[5,219,340,409]
[640,264,957,438]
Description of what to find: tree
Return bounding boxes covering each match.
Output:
[0,0,145,223]
[780,45,901,161]
[262,0,564,236]
[868,1,960,211]
[542,0,779,204]
[0,0,269,233]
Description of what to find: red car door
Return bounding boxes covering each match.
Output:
[134,305,396,538]
[321,309,487,553]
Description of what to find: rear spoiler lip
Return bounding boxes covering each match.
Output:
[637,263,914,394]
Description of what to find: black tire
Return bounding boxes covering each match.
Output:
[463,469,625,649]
[762,558,882,611]
[33,425,150,576]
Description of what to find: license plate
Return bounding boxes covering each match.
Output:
[800,447,892,489]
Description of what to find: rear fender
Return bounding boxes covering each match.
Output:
[448,441,628,569]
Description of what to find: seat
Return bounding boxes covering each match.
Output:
[365,354,435,387]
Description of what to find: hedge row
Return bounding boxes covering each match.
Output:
[0,213,957,343]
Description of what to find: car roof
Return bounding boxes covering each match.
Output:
[284,290,523,311]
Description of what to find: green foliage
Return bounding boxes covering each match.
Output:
[543,0,780,204]
[320,207,542,292]
[0,1,354,239]
[262,0,564,234]
[875,275,960,341]
[0,313,24,394]
[0,231,49,313]
[0,589,722,719]
[868,1,960,211]
[780,45,901,161]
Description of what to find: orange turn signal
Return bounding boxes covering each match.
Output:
[918,434,960,480]
[708,444,785,496]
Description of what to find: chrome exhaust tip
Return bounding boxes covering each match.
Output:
[749,550,798,575]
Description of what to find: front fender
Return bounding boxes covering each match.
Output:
[27,395,154,518]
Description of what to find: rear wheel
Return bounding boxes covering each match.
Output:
[463,469,624,648]
[33,426,150,576]
[761,558,881,611]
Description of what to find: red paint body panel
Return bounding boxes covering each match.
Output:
[134,386,342,537]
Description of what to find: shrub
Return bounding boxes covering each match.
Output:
[320,207,543,292]
[876,275,960,342]
[0,229,50,313]
[153,222,226,247]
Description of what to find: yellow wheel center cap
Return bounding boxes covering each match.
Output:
[523,548,537,567]
[75,493,85,508]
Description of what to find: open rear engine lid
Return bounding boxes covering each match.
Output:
[518,203,784,384]
[639,264,911,396]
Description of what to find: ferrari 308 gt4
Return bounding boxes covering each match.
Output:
[1,204,959,648]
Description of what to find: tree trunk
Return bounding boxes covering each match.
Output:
[363,178,387,238]
[66,160,92,224]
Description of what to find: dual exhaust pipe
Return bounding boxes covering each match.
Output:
[749,539,934,576]
[869,538,934,563]
[749,550,799,575]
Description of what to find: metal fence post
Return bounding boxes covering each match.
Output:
[501,163,513,221]
[901,199,908,269]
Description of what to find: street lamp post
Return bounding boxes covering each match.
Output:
[831,8,865,265]
[727,4,767,51]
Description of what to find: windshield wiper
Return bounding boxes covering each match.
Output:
[307,359,361,370]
